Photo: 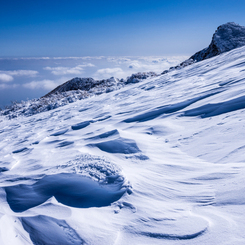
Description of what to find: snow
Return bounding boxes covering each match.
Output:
[0,45,245,244]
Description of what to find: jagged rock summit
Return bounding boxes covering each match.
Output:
[43,72,157,98]
[43,77,120,98]
[161,22,245,74]
[190,22,245,62]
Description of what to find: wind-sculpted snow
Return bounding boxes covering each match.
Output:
[1,46,245,244]
[21,215,85,245]
[123,91,221,123]
[71,120,91,130]
[12,147,30,154]
[57,141,74,147]
[183,94,245,118]
[127,215,209,240]
[85,129,119,140]
[88,138,141,154]
[50,128,69,136]
[5,173,127,212]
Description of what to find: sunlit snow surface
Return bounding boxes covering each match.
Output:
[1,46,245,244]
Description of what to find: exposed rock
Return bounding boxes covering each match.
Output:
[1,72,158,118]
[125,72,157,84]
[190,22,245,62]
[43,72,158,98]
[43,77,121,98]
[161,59,195,75]
[161,22,245,75]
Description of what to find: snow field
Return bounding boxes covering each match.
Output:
[0,45,245,244]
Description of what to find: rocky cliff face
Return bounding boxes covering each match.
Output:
[190,22,245,62]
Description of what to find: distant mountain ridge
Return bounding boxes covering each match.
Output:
[43,72,157,98]
[1,72,157,118]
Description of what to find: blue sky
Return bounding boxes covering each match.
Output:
[1,0,245,57]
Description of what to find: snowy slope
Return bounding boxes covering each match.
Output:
[0,45,245,244]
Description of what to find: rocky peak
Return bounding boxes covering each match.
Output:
[190,22,245,62]
[43,77,120,98]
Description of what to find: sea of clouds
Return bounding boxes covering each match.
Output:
[0,56,187,108]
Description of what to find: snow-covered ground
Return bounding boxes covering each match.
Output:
[0,45,245,244]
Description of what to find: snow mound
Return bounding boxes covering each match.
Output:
[87,138,141,154]
[5,173,128,212]
[21,215,85,245]
[57,154,124,182]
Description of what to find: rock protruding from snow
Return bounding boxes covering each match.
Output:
[190,22,245,62]
[161,22,245,75]
[44,72,157,98]
[125,72,157,84]
[161,59,195,74]
[0,72,157,118]
[44,77,122,98]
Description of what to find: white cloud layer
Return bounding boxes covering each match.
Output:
[7,70,38,76]
[23,80,60,90]
[0,74,14,82]
[44,63,95,75]
[107,56,188,73]
[0,83,19,89]
[0,70,38,83]
[0,56,104,61]
[94,67,126,79]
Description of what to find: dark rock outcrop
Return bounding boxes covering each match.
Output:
[190,22,245,62]
[43,72,157,98]
[125,72,157,84]
[161,22,245,75]
[43,77,120,98]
